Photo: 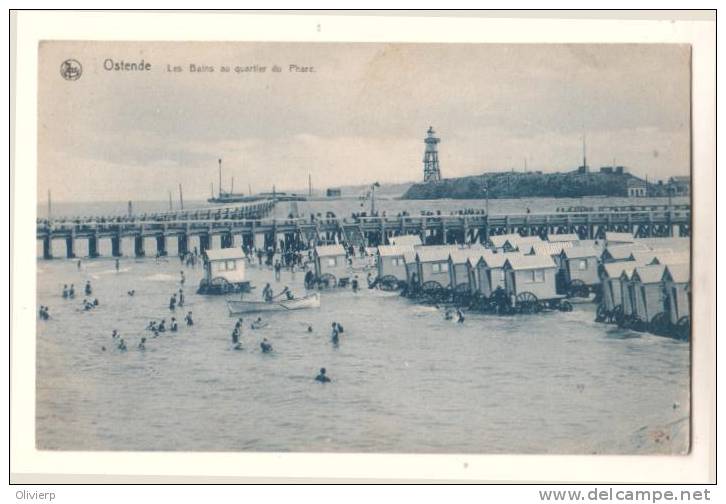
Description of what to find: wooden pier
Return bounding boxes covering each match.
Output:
[36,201,691,259]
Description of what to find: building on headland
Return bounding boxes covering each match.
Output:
[423,126,442,182]
[669,176,691,196]
[326,188,342,198]
[627,177,647,197]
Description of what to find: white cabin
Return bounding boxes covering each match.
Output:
[377,244,415,282]
[203,248,246,285]
[503,254,559,300]
[313,244,348,281]
[560,245,602,286]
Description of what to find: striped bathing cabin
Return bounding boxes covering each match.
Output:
[662,263,690,325]
[448,248,488,292]
[503,254,559,301]
[599,261,638,313]
[629,264,668,324]
[473,252,517,298]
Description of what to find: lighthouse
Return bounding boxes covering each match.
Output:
[423,126,442,182]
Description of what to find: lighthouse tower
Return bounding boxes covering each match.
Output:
[423,126,442,182]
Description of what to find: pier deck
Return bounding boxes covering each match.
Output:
[36,202,691,259]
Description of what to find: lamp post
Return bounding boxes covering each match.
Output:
[370,181,380,215]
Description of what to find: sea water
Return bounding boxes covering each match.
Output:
[36,256,690,453]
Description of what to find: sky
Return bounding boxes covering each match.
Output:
[38,42,691,202]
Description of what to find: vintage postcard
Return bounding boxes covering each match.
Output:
[11,11,716,484]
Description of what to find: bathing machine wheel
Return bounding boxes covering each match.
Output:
[675,316,690,341]
[453,283,473,307]
[210,277,233,294]
[649,312,672,337]
[378,275,400,292]
[567,279,590,299]
[516,291,540,314]
[421,280,446,303]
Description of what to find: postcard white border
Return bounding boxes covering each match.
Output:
[10,10,716,483]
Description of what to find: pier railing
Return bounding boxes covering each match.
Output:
[37,207,691,259]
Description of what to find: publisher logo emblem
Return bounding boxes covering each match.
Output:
[60,59,82,81]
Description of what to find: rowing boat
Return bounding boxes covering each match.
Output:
[226,292,320,314]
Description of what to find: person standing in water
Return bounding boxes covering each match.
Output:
[77,259,82,271]
[177,289,184,307]
[180,271,185,286]
[456,309,465,324]
[84,281,92,296]
[169,293,177,311]
[260,338,273,353]
[185,311,194,326]
[330,323,339,346]
[62,284,69,299]
[115,258,120,272]
[170,317,178,332]
[138,337,146,351]
[315,368,331,383]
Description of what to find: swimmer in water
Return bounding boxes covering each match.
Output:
[146,321,156,331]
[260,338,273,353]
[127,290,135,297]
[118,338,127,351]
[93,298,99,307]
[170,317,178,332]
[158,319,166,332]
[315,367,331,383]
[138,337,146,350]
[112,329,119,339]
[185,311,194,326]
[251,317,267,330]
[307,325,313,333]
